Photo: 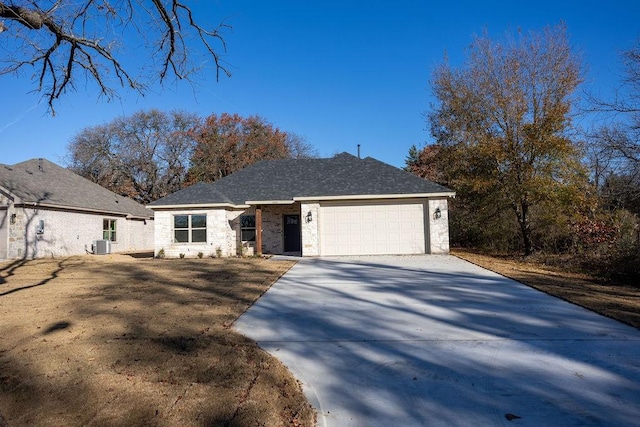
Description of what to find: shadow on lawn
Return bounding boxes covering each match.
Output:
[0,257,312,426]
[0,258,66,297]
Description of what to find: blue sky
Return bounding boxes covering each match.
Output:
[1,0,638,168]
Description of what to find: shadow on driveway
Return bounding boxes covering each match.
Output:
[235,255,640,427]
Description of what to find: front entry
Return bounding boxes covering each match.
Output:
[283,214,301,253]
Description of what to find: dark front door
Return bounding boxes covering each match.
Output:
[283,214,301,252]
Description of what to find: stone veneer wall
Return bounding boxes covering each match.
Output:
[0,192,10,259]
[154,205,303,258]
[152,199,452,258]
[428,198,450,254]
[3,205,153,259]
[261,204,300,254]
[300,202,320,256]
[154,209,231,258]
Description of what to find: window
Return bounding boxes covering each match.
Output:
[240,215,256,242]
[174,214,207,243]
[103,219,116,241]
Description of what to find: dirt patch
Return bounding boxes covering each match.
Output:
[453,249,640,330]
[0,255,315,426]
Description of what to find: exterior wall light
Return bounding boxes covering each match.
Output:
[10,213,16,224]
[305,211,313,223]
[433,207,442,220]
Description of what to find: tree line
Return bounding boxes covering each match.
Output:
[66,111,317,204]
[406,23,639,280]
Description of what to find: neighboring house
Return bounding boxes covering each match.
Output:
[148,153,455,258]
[0,158,154,260]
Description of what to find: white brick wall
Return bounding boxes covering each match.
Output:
[154,209,233,258]
[428,198,450,254]
[4,206,154,259]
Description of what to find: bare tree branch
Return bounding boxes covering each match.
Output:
[0,1,230,113]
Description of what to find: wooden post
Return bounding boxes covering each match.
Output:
[255,205,262,256]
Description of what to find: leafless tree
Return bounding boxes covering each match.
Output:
[285,133,319,159]
[0,1,230,112]
[67,109,197,203]
[586,39,640,213]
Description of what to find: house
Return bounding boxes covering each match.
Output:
[148,153,454,258]
[0,158,154,260]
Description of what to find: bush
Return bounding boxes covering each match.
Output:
[571,209,640,282]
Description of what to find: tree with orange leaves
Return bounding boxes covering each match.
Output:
[188,113,291,183]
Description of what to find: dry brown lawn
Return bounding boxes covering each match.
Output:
[0,254,315,427]
[453,249,640,330]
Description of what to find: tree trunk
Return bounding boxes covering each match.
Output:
[518,200,534,256]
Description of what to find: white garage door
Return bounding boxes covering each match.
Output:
[320,201,426,256]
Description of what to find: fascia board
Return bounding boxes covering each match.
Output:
[244,200,296,205]
[17,202,152,219]
[148,203,250,210]
[293,192,456,202]
[0,185,17,202]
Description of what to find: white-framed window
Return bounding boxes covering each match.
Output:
[174,214,207,243]
[103,219,117,241]
[240,215,256,242]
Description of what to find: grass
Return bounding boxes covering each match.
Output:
[453,249,640,329]
[3,249,637,426]
[0,255,315,427]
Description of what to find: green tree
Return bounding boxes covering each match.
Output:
[427,24,585,255]
[0,1,229,112]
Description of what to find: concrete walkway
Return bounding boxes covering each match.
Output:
[234,255,640,426]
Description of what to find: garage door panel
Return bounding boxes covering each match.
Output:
[320,201,425,256]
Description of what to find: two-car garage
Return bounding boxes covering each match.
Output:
[318,200,427,256]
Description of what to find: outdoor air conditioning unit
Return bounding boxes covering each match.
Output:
[93,240,111,255]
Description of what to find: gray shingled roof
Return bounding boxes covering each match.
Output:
[0,159,153,218]
[149,153,454,207]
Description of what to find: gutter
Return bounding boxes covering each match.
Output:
[15,202,153,220]
[293,192,456,202]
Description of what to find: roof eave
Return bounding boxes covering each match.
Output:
[0,185,17,202]
[293,192,456,202]
[147,202,250,210]
[245,200,296,205]
[17,201,153,219]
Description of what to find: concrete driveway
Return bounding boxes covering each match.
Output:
[234,255,640,426]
